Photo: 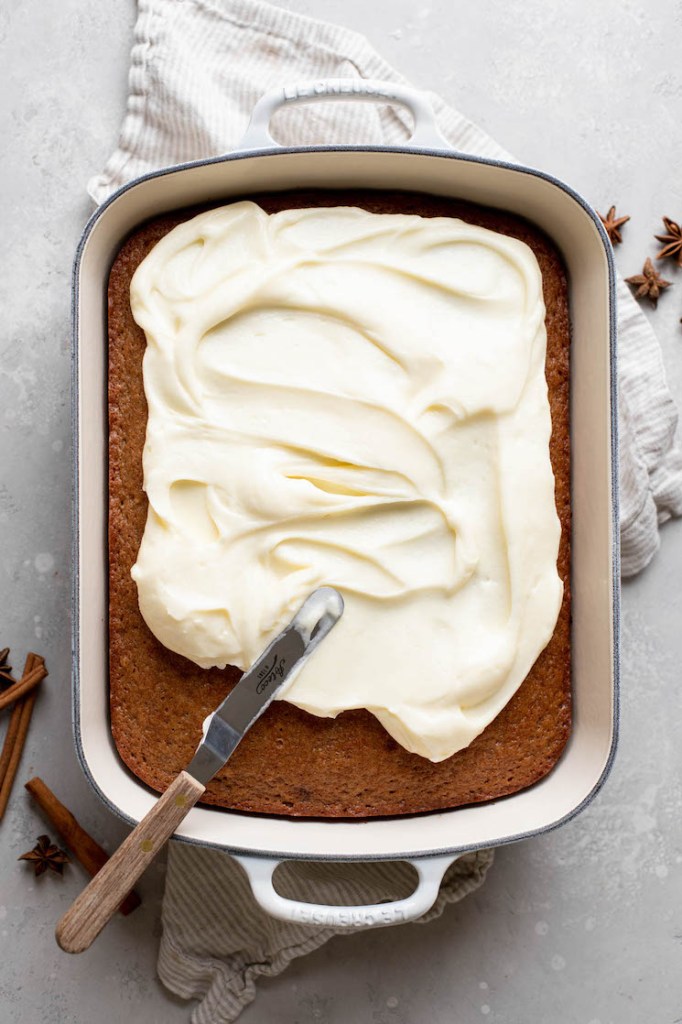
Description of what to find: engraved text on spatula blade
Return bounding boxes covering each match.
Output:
[185,626,307,785]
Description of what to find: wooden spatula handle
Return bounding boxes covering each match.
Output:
[56,771,205,954]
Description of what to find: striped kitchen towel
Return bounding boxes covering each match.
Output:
[90,1,682,1021]
[157,849,493,1024]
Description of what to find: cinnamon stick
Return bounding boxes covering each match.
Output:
[25,776,141,916]
[0,659,47,712]
[0,654,42,820]
[0,702,23,783]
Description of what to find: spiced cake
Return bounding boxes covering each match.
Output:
[108,189,571,817]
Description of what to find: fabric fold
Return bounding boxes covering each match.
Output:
[157,846,495,1024]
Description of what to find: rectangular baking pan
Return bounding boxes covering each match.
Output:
[72,80,619,925]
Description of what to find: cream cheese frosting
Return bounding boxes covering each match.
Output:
[129,201,563,762]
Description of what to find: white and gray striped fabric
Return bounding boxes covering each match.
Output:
[158,848,493,1024]
[91,0,682,1019]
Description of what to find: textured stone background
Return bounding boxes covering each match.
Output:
[1,1,681,1021]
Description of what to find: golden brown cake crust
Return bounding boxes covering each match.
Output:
[108,189,571,818]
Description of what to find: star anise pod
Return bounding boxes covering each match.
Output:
[625,258,672,308]
[18,835,70,877]
[599,205,630,245]
[0,647,14,686]
[655,217,682,267]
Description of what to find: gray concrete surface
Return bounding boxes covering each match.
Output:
[1,0,681,1021]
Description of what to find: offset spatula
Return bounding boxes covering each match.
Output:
[56,587,344,954]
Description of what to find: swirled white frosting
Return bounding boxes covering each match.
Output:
[130,201,562,762]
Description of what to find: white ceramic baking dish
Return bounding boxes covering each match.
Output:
[72,80,619,928]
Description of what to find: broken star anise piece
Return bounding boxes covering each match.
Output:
[0,647,14,686]
[625,258,672,308]
[599,205,630,245]
[655,217,682,267]
[18,834,70,877]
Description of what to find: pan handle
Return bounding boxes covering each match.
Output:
[232,853,459,928]
[237,79,451,152]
